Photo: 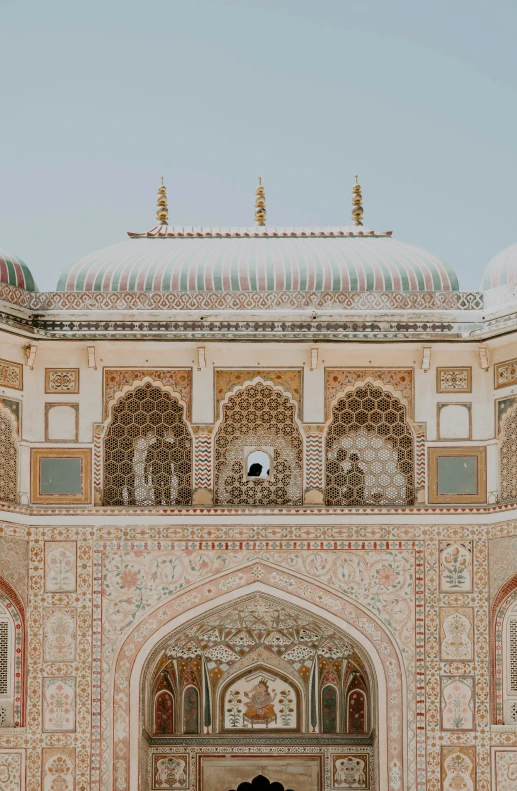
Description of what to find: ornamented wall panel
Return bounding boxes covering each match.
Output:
[0,359,22,390]
[0,750,25,791]
[2,520,513,791]
[26,532,92,791]
[325,369,413,419]
[215,369,303,420]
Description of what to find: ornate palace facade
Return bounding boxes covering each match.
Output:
[1,180,517,791]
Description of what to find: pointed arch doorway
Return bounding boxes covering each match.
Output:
[136,590,381,791]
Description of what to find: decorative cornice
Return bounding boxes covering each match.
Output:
[0,281,484,312]
[1,499,517,516]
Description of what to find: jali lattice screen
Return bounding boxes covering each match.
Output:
[214,382,303,506]
[103,383,192,506]
[500,403,517,502]
[0,406,17,503]
[325,383,414,506]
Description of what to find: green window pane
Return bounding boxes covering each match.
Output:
[437,456,478,495]
[40,458,82,495]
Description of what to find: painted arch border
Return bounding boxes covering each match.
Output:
[100,559,414,791]
[126,583,392,791]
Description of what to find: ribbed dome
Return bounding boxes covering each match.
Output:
[0,247,37,291]
[57,225,459,293]
[481,243,517,290]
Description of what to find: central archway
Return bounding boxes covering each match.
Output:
[121,582,398,791]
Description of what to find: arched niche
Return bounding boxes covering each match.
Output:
[182,685,199,734]
[321,683,339,733]
[214,379,304,506]
[325,380,415,506]
[142,592,373,737]
[219,663,303,732]
[154,690,174,735]
[102,378,193,506]
[115,580,407,791]
[348,688,367,733]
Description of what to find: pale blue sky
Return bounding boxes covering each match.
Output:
[1,0,516,291]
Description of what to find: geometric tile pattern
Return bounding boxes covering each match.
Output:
[325,369,413,419]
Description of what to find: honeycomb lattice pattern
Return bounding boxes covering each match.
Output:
[325,384,414,506]
[501,404,517,501]
[0,408,17,503]
[103,382,192,506]
[215,382,303,506]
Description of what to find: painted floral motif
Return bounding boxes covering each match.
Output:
[43,677,76,732]
[43,608,76,662]
[0,752,22,791]
[439,541,472,593]
[333,754,369,789]
[152,755,188,789]
[441,748,475,791]
[495,358,517,389]
[42,750,75,791]
[495,749,517,791]
[101,549,414,648]
[439,608,474,661]
[182,686,198,734]
[440,677,474,730]
[46,369,78,393]
[437,368,471,392]
[44,542,76,593]
[225,689,243,728]
[278,687,295,727]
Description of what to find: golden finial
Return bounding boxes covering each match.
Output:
[351,174,363,226]
[255,176,266,226]
[156,176,168,226]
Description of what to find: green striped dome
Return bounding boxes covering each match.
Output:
[57,226,459,293]
[0,248,37,291]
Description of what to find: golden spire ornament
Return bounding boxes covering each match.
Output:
[351,175,364,226]
[255,177,266,226]
[156,176,168,226]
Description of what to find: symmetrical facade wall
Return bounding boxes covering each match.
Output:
[1,331,517,790]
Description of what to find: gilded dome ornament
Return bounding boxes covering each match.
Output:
[156,177,169,226]
[352,175,364,226]
[255,177,266,226]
